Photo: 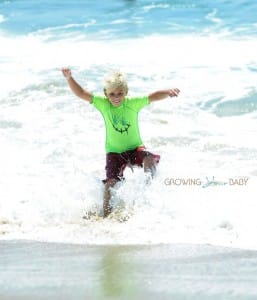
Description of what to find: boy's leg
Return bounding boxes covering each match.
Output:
[131,147,160,178]
[143,154,157,178]
[103,178,118,217]
[103,153,127,217]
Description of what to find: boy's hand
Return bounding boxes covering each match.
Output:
[168,88,180,97]
[61,67,72,79]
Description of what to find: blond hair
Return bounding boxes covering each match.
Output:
[104,70,128,94]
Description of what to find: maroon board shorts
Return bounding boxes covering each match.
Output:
[103,146,160,183]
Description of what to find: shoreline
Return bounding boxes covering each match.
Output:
[1,240,257,300]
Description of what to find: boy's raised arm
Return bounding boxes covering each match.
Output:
[148,88,180,102]
[61,68,92,102]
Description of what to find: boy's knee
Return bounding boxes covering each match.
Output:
[143,153,155,164]
[104,178,118,188]
[143,154,156,176]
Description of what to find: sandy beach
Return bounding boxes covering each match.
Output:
[1,241,257,300]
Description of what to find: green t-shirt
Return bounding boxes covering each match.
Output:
[91,95,149,153]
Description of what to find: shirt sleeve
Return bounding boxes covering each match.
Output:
[90,95,109,112]
[126,96,149,112]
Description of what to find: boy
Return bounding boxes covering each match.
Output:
[61,68,180,217]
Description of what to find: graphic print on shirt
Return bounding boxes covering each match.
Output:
[112,114,131,134]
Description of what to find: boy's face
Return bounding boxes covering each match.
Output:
[105,87,127,107]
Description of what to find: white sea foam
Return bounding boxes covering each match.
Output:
[143,4,170,12]
[110,19,129,25]
[0,32,257,248]
[31,20,97,38]
[1,33,257,96]
[206,9,222,25]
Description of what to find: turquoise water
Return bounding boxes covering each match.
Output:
[1,0,257,37]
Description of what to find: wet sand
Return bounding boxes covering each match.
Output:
[0,240,257,300]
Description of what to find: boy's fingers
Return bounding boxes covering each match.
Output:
[61,67,70,72]
[169,88,180,97]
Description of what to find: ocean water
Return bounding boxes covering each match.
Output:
[1,0,257,250]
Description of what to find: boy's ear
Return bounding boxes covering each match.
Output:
[104,88,108,97]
